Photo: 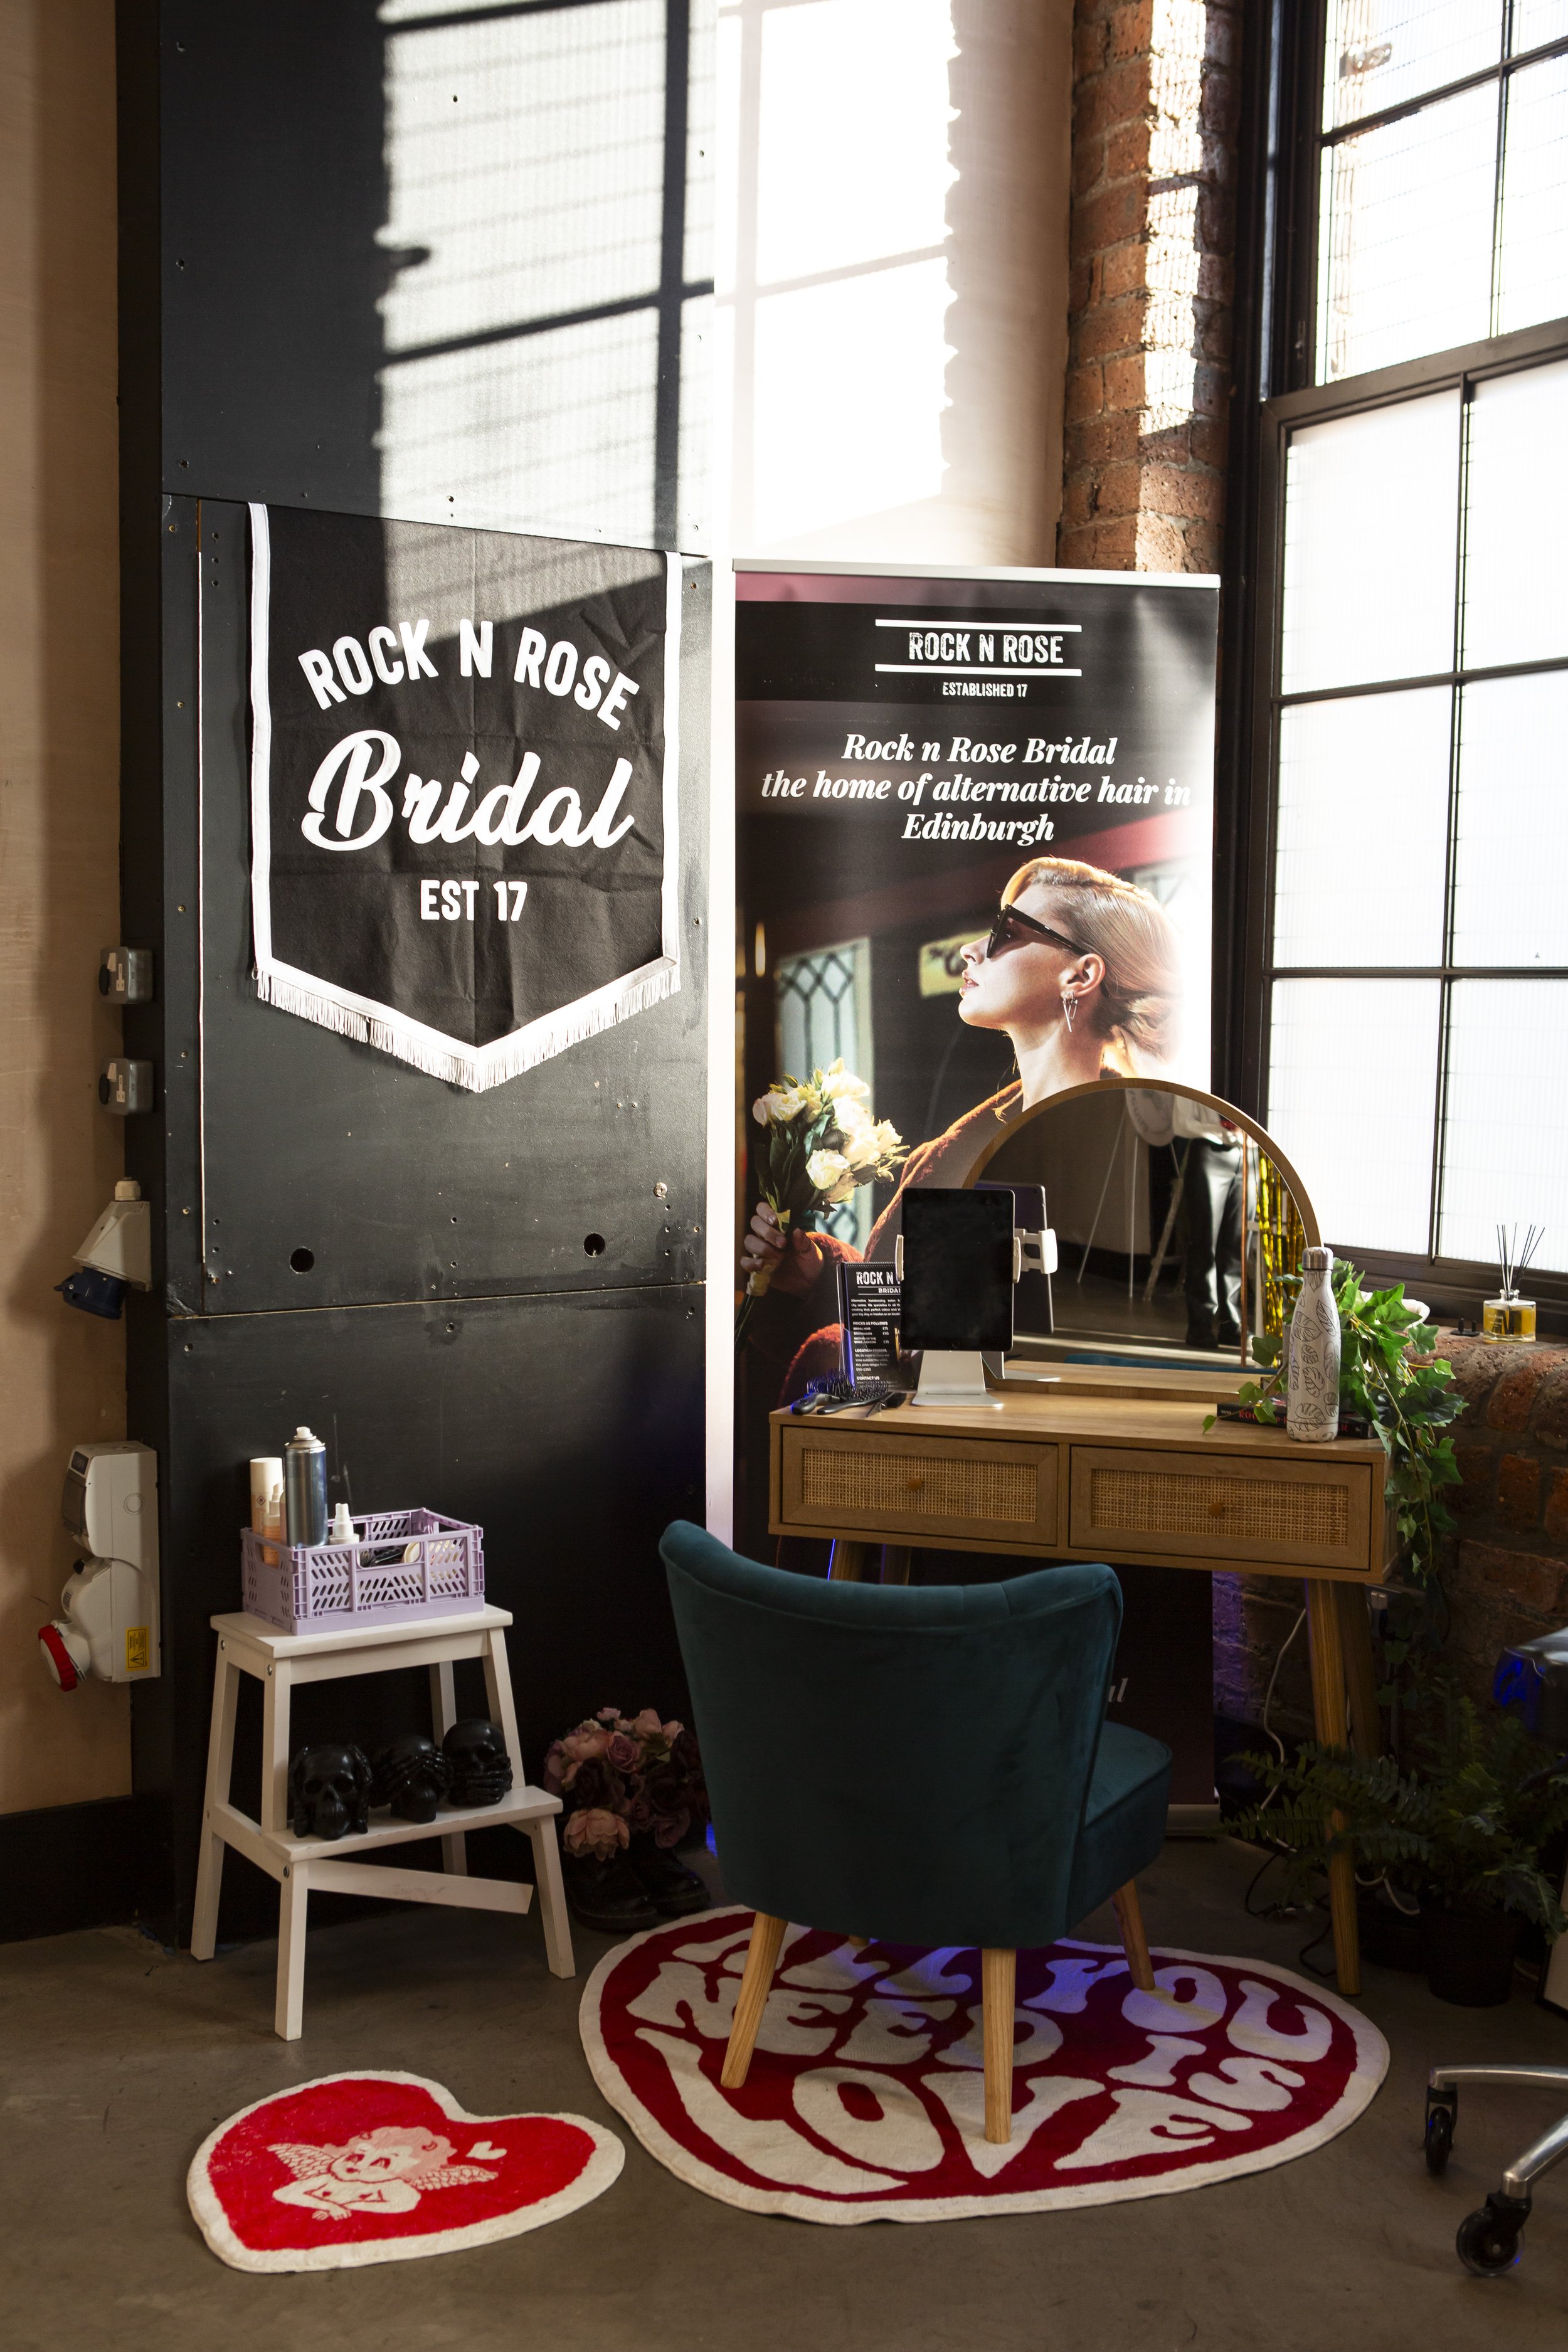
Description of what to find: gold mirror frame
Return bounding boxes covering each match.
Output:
[950,1075,1320,1370]
[956,1076,1320,1251]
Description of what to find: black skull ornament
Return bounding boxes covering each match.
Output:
[289,1743,373,1840]
[443,1718,513,1807]
[372,1732,452,1823]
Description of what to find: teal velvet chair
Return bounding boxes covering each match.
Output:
[659,1520,1172,2143]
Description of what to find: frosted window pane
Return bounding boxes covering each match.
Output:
[1274,691,1450,966]
[1451,674,1568,967]
[1439,982,1568,1268]
[1281,396,1459,693]
[1513,2,1568,54]
[1463,359,1568,669]
[1324,1,1502,130]
[1498,54,1568,336]
[1268,980,1439,1254]
[1317,87,1495,382]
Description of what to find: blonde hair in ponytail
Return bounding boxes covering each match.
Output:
[1003,856,1182,1070]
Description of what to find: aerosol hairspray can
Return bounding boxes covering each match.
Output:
[1286,1247,1341,1444]
[283,1427,328,1546]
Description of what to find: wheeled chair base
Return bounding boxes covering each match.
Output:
[1425,2063,1568,2275]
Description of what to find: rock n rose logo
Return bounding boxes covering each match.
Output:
[581,1909,1387,2223]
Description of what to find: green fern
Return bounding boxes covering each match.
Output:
[1226,1680,1568,1933]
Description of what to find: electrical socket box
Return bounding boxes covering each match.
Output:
[63,1440,158,1578]
[41,1441,162,1687]
[75,1182,152,1290]
[99,945,154,1002]
[99,1058,154,1114]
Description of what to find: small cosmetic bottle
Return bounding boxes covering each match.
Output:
[250,1456,284,1565]
[1482,1293,1537,1343]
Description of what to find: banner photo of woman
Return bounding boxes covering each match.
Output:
[733,561,1219,1562]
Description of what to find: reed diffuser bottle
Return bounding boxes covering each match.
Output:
[1483,1224,1542,1343]
[1287,1245,1341,1444]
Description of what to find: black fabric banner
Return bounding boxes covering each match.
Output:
[249,505,680,1089]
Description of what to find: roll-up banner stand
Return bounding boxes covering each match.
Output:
[734,561,1221,1806]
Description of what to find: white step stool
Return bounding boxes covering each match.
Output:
[191,1604,574,2038]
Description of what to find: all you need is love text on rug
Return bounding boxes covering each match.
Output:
[582,1908,1388,2225]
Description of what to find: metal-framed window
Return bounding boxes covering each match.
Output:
[1230,4,1568,1322]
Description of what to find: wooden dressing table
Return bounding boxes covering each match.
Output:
[770,1365,1393,1994]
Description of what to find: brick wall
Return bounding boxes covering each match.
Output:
[1060,0,1241,572]
[1214,1340,1568,1742]
[1441,1339,1568,1693]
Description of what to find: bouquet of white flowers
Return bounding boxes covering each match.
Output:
[738,1059,906,1343]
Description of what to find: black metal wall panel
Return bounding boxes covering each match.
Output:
[158,1,397,519]
[194,504,709,1315]
[115,5,714,1946]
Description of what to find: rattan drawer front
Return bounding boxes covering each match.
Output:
[778,1426,1058,1547]
[1068,1446,1372,1571]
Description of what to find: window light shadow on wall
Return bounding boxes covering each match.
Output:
[376,0,714,553]
[1141,6,1204,446]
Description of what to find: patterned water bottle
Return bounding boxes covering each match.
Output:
[1286,1246,1341,1444]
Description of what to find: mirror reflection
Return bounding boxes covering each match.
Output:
[982,1084,1311,1369]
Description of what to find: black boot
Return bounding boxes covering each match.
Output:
[561,1850,660,1933]
[628,1833,711,1917]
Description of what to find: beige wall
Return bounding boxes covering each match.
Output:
[0,0,129,1813]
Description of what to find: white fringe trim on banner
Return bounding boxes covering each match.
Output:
[254,960,679,1093]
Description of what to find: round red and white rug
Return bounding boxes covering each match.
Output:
[188,2071,623,2272]
[581,1907,1387,2225]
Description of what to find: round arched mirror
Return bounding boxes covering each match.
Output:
[963,1076,1320,1372]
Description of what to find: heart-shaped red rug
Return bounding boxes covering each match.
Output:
[188,2072,623,2272]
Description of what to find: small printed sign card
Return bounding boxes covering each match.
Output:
[836,1262,902,1384]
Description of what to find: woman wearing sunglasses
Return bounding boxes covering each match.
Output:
[739,853,1181,1351]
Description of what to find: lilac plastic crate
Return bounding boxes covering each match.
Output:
[240,1508,485,1634]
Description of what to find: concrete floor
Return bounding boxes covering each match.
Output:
[4,1840,1567,2352]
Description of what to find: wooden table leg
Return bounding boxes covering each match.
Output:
[275,1860,309,2041]
[191,1644,240,1959]
[1337,1581,1382,1759]
[879,1544,912,1586]
[430,1660,467,1877]
[1305,1577,1360,1996]
[827,1540,873,1582]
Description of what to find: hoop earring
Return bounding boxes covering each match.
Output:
[1061,991,1077,1033]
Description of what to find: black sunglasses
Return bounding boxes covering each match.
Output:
[984,902,1091,961]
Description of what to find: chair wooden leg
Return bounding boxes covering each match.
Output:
[981,1947,1016,2144]
[1112,1879,1156,1993]
[721,1911,787,2089]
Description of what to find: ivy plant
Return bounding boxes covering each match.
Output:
[1209,1258,1465,1586]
